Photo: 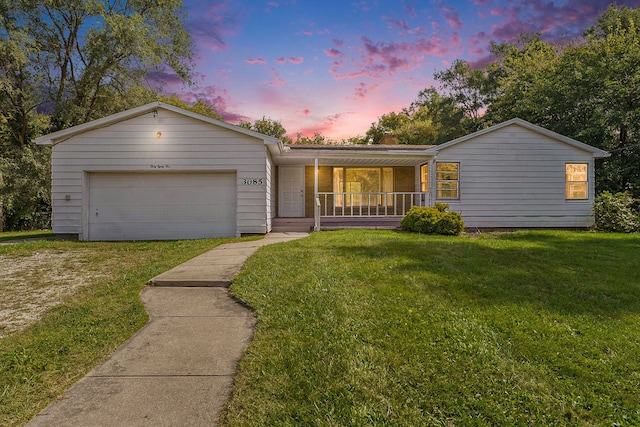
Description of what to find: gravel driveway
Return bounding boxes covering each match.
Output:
[0,249,112,338]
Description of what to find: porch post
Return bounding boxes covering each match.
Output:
[314,158,320,231]
[429,156,437,207]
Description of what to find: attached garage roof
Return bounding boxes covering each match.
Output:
[424,118,610,158]
[35,101,282,148]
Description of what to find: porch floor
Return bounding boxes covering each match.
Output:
[271,217,403,232]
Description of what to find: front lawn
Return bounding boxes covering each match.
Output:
[0,230,53,242]
[224,230,640,426]
[0,234,259,427]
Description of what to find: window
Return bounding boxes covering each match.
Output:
[420,164,429,192]
[566,163,588,199]
[333,167,394,207]
[436,162,459,199]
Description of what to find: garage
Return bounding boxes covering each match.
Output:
[88,172,237,241]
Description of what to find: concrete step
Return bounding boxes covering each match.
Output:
[272,218,314,232]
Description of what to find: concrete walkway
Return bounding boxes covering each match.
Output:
[27,232,308,427]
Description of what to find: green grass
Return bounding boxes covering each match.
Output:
[0,230,54,242]
[0,235,260,427]
[223,230,640,426]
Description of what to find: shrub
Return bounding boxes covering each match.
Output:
[594,191,639,233]
[401,205,465,236]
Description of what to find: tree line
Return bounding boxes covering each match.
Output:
[0,0,193,230]
[364,5,640,199]
[1,2,638,230]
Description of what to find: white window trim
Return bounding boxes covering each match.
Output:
[436,162,460,200]
[565,162,589,200]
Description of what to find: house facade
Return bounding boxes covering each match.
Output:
[36,102,608,241]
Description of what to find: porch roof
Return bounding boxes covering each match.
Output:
[271,144,435,166]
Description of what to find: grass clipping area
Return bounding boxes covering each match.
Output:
[224,230,640,426]
[0,236,255,427]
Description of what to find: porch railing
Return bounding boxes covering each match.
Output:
[316,192,429,217]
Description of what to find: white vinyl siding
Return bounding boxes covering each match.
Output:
[435,124,596,228]
[49,108,270,239]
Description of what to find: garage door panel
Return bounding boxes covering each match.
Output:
[88,173,236,241]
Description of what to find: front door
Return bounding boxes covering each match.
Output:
[279,166,305,217]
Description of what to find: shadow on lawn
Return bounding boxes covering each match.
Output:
[327,231,640,317]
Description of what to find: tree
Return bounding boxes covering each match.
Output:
[365,111,411,144]
[160,95,222,120]
[573,6,640,195]
[239,116,292,143]
[483,35,563,129]
[406,88,468,143]
[479,6,640,196]
[294,133,328,145]
[0,113,51,230]
[0,0,193,230]
[0,0,193,144]
[364,88,467,145]
[434,59,488,128]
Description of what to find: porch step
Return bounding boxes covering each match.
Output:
[272,217,315,232]
[320,217,404,231]
[272,217,405,232]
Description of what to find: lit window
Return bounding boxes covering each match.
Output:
[436,162,459,199]
[333,167,394,207]
[420,164,429,192]
[566,163,588,199]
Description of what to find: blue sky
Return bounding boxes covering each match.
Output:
[161,0,640,140]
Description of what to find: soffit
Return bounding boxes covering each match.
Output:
[272,145,434,166]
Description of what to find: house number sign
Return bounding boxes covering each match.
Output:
[242,178,265,185]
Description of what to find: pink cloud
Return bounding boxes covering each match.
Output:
[468,31,491,56]
[383,16,410,31]
[352,0,373,12]
[246,57,266,64]
[383,16,427,36]
[302,30,313,36]
[328,32,460,81]
[296,109,311,116]
[296,112,352,139]
[172,85,249,123]
[401,0,417,17]
[332,38,345,47]
[442,6,462,30]
[275,57,287,64]
[289,56,304,64]
[324,48,344,58]
[269,69,285,87]
[187,2,241,52]
[486,0,616,44]
[147,70,184,88]
[353,82,380,99]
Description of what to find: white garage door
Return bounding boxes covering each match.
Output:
[88,172,236,241]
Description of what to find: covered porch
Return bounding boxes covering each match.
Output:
[273,144,435,231]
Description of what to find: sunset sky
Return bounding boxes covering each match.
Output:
[162,0,640,140]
